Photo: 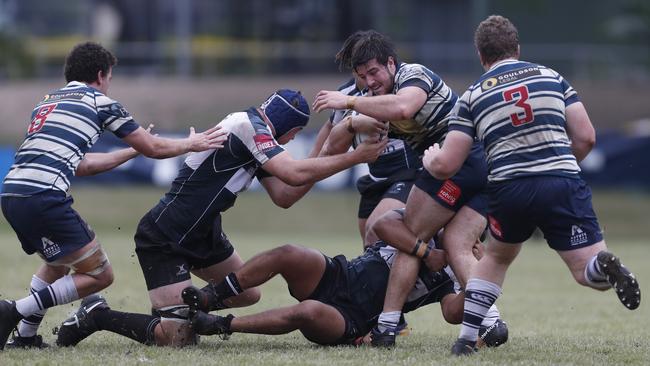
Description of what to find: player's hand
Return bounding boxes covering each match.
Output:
[187,125,228,152]
[423,248,447,272]
[422,143,442,176]
[354,137,388,163]
[352,115,388,136]
[312,90,348,112]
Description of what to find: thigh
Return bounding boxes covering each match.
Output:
[404,185,455,241]
[2,193,95,261]
[191,250,246,285]
[298,300,348,345]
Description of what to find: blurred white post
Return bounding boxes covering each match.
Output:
[175,0,192,77]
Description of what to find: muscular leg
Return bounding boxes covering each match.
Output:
[192,251,261,308]
[441,206,487,288]
[556,240,607,287]
[230,299,347,344]
[364,197,407,247]
[381,186,455,313]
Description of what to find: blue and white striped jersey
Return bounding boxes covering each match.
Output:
[332,78,421,179]
[448,59,581,182]
[149,108,285,245]
[1,81,139,196]
[388,63,458,155]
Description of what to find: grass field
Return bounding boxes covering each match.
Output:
[0,186,649,365]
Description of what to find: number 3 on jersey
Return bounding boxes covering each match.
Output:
[503,86,533,126]
[28,104,57,134]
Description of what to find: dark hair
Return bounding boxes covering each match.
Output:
[474,15,519,66]
[64,42,117,83]
[335,31,367,71]
[349,30,398,70]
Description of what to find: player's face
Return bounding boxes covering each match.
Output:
[97,67,113,95]
[354,57,396,95]
[277,127,303,145]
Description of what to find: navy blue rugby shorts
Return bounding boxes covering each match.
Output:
[1,191,95,262]
[486,175,603,250]
[414,142,488,215]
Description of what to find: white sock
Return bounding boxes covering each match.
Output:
[377,311,401,332]
[15,275,79,317]
[481,304,501,327]
[16,275,50,337]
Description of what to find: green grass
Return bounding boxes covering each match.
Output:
[0,187,649,365]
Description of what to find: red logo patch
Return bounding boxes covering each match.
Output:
[436,180,461,206]
[488,215,503,238]
[254,134,277,152]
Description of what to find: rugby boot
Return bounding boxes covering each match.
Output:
[182,285,220,313]
[597,251,641,310]
[478,318,508,347]
[5,334,49,349]
[451,338,478,356]
[190,310,233,338]
[369,325,396,347]
[395,314,410,336]
[55,294,109,347]
[0,300,22,351]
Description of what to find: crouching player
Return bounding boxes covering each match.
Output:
[182,209,507,347]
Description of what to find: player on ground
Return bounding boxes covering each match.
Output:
[420,15,641,356]
[54,89,387,348]
[313,30,497,347]
[0,42,226,350]
[182,209,507,347]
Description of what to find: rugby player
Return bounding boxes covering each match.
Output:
[313,30,497,347]
[0,42,226,350]
[420,15,641,356]
[54,89,387,348]
[181,209,507,347]
[323,31,421,248]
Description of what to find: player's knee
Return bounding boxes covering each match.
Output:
[93,265,114,289]
[442,304,463,324]
[239,287,261,306]
[274,244,303,262]
[292,300,322,323]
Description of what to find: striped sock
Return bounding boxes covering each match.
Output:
[459,278,501,342]
[16,275,50,337]
[377,311,401,332]
[584,255,610,290]
[15,275,79,317]
[212,273,243,302]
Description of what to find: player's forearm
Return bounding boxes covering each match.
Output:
[146,136,193,158]
[288,152,361,186]
[352,95,412,122]
[323,119,353,155]
[76,148,139,176]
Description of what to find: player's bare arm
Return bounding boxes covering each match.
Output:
[261,138,387,187]
[314,86,426,123]
[324,114,388,155]
[75,149,139,177]
[422,131,474,180]
[565,102,596,162]
[122,124,227,159]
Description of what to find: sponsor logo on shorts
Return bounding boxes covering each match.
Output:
[437,180,461,206]
[41,237,61,259]
[254,134,278,152]
[488,215,503,238]
[570,225,588,246]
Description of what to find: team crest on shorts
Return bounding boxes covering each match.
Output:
[41,237,61,259]
[570,225,588,246]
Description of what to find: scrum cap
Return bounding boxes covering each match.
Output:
[260,89,310,138]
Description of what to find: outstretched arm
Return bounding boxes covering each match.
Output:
[75,148,140,176]
[122,125,228,159]
[422,131,473,180]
